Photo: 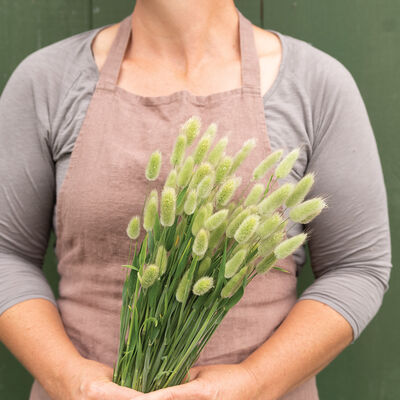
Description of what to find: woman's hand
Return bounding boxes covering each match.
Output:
[64,357,144,400]
[132,363,258,400]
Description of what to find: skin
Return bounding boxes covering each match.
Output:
[0,0,353,399]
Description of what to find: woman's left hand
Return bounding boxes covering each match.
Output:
[132,363,259,400]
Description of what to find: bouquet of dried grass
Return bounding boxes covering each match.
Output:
[112,116,326,392]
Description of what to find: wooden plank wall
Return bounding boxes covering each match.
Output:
[0,1,398,399]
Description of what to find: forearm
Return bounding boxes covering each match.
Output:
[0,298,84,399]
[241,299,353,400]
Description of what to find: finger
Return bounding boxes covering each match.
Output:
[132,380,206,400]
[87,381,143,399]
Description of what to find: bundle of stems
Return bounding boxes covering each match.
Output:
[112,116,327,392]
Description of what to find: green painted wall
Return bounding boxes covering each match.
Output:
[0,1,398,398]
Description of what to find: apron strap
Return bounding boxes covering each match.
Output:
[97,8,261,94]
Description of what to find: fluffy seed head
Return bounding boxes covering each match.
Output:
[257,213,283,239]
[204,123,218,141]
[258,183,294,216]
[226,207,251,238]
[256,254,277,274]
[275,148,300,179]
[286,173,315,207]
[197,172,215,199]
[184,189,197,215]
[195,256,212,279]
[208,136,228,166]
[289,197,327,223]
[244,183,265,207]
[165,169,177,188]
[216,176,241,207]
[230,138,256,174]
[252,149,284,181]
[234,214,260,244]
[140,264,159,289]
[176,270,191,303]
[180,116,201,146]
[190,162,214,189]
[193,228,209,259]
[193,134,213,165]
[215,156,233,184]
[145,150,162,181]
[221,266,247,299]
[225,249,247,278]
[143,190,158,232]
[170,134,187,166]
[274,233,308,259]
[126,215,140,240]
[160,187,176,227]
[204,209,229,231]
[208,220,228,250]
[177,156,194,187]
[258,230,285,257]
[192,205,210,236]
[155,245,168,275]
[192,276,214,296]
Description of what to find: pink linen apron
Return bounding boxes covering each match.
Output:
[29,8,318,399]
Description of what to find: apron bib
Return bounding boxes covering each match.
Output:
[30,9,318,399]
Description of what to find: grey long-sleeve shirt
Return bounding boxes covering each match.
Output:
[0,24,392,342]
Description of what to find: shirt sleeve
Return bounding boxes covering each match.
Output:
[0,54,58,316]
[297,56,392,342]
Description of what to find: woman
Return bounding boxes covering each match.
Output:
[0,1,392,399]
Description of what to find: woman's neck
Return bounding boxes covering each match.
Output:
[128,0,239,73]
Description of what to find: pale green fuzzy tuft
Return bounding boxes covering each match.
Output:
[180,115,201,146]
[190,162,214,189]
[191,205,210,236]
[274,148,300,179]
[195,256,212,280]
[230,139,257,174]
[258,183,294,216]
[139,264,159,289]
[226,207,251,238]
[216,176,241,207]
[160,187,176,227]
[256,254,277,274]
[145,150,162,181]
[176,270,191,303]
[193,134,213,165]
[252,149,284,181]
[274,233,307,259]
[170,134,187,166]
[225,249,247,278]
[184,189,197,215]
[192,228,209,258]
[286,173,315,207]
[215,156,233,184]
[208,136,228,166]
[257,213,283,239]
[192,276,214,296]
[197,172,215,199]
[258,230,285,257]
[220,266,247,299]
[289,197,327,224]
[177,156,195,188]
[204,122,218,141]
[244,183,265,207]
[234,214,260,244]
[143,190,158,232]
[208,220,228,250]
[155,245,168,275]
[204,209,229,231]
[126,215,140,240]
[165,169,177,188]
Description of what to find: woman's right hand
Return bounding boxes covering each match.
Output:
[64,357,143,400]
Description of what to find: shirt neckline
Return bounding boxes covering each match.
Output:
[84,23,287,104]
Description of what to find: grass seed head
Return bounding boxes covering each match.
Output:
[274,233,307,259]
[165,168,177,188]
[145,150,162,181]
[176,270,191,303]
[170,134,187,166]
[256,254,277,274]
[181,115,201,146]
[216,176,241,207]
[234,214,260,244]
[143,190,158,232]
[195,256,212,279]
[225,249,247,278]
[230,138,256,174]
[193,228,209,259]
[204,209,229,231]
[285,173,315,207]
[215,156,233,184]
[192,276,214,296]
[156,245,168,275]
[252,149,284,181]
[220,266,247,299]
[257,213,283,239]
[244,183,265,207]
[197,172,215,199]
[160,187,176,227]
[193,134,213,165]
[258,183,294,216]
[177,156,195,188]
[226,207,251,238]
[184,189,197,215]
[289,197,327,224]
[126,215,140,240]
[208,136,228,166]
[140,264,159,289]
[274,148,300,179]
[258,230,285,257]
